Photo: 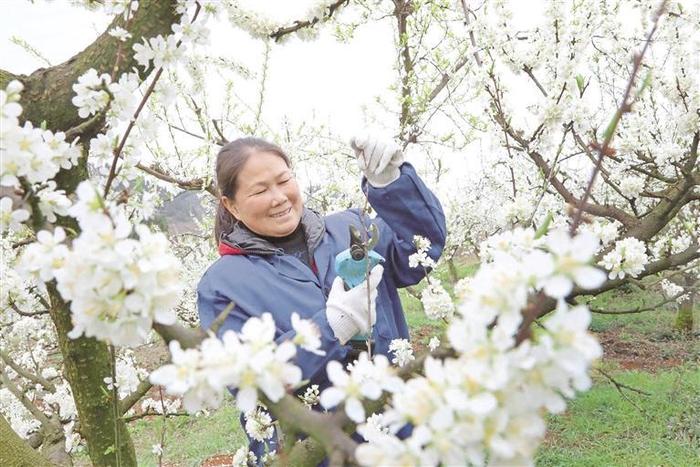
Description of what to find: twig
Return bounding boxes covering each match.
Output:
[570,0,669,234]
[208,302,235,335]
[104,3,203,198]
[119,378,153,415]
[135,162,218,197]
[211,119,229,145]
[0,349,56,392]
[596,368,651,396]
[122,410,190,424]
[589,290,688,314]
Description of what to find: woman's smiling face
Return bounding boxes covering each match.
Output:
[222,151,303,237]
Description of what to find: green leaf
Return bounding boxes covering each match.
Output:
[575,74,585,94]
[637,70,653,96]
[104,445,115,455]
[534,212,554,239]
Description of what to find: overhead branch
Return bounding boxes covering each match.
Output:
[0,0,181,133]
[395,0,416,140]
[136,162,219,197]
[578,243,699,298]
[269,0,350,42]
[568,0,669,233]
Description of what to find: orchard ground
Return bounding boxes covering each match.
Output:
[76,260,699,467]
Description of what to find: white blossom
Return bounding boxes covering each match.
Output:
[244,406,274,441]
[619,176,645,198]
[108,26,132,42]
[0,197,29,232]
[71,69,111,119]
[320,353,399,423]
[231,446,257,467]
[299,384,320,409]
[291,312,325,355]
[389,339,415,367]
[409,235,437,269]
[18,227,69,283]
[540,229,606,298]
[600,237,649,279]
[660,279,684,301]
[428,337,440,352]
[420,280,455,320]
[151,313,302,414]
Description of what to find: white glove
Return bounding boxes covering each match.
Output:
[326,265,384,344]
[350,133,404,187]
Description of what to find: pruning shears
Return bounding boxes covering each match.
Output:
[334,224,384,290]
[334,224,384,343]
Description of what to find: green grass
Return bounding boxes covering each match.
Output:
[583,281,696,338]
[537,364,700,467]
[402,259,478,326]
[129,396,246,466]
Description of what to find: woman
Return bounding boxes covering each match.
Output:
[197,134,446,459]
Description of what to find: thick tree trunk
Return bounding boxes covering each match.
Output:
[0,2,181,465]
[47,285,136,466]
[0,415,55,467]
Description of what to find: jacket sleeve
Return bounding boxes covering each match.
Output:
[363,162,447,288]
[197,274,348,387]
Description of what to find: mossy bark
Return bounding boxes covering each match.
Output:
[1,1,181,465]
[0,0,180,132]
[674,274,695,333]
[0,415,55,467]
[47,285,136,466]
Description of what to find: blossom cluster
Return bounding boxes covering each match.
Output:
[353,226,605,465]
[660,279,685,302]
[600,237,649,280]
[244,406,275,442]
[320,353,403,423]
[1,81,78,232]
[408,235,437,269]
[18,181,183,347]
[225,0,344,42]
[420,279,455,320]
[150,313,323,413]
[388,338,415,368]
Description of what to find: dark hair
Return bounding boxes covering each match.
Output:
[214,137,292,241]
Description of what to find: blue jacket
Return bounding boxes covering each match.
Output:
[197,163,446,389]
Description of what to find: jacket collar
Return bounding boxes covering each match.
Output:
[219,207,325,257]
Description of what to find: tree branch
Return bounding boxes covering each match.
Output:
[0,349,56,392]
[0,363,53,427]
[0,0,182,132]
[119,378,153,416]
[135,162,218,197]
[269,0,350,42]
[589,289,690,314]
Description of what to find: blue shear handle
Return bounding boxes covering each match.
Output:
[334,250,385,289]
[334,250,385,343]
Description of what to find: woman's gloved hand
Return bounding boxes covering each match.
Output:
[350,133,404,187]
[326,264,384,344]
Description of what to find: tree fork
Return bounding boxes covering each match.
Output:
[0,0,180,132]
